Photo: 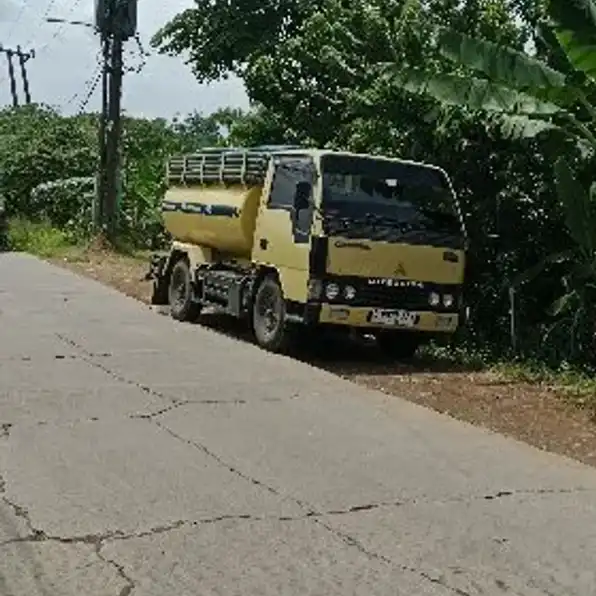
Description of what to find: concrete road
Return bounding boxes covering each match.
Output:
[1,253,596,596]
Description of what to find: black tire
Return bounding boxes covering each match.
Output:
[168,259,202,322]
[252,276,290,352]
[376,332,419,360]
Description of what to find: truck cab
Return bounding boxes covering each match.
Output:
[148,147,467,358]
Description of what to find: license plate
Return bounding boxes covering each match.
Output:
[369,309,417,327]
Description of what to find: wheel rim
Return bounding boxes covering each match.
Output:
[257,285,281,336]
[170,267,188,310]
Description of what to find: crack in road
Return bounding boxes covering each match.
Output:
[55,334,177,406]
[54,334,297,413]
[3,483,591,552]
[2,450,594,596]
[151,417,284,498]
[311,517,474,596]
[148,416,595,595]
[0,397,293,444]
[129,396,290,420]
[96,547,135,596]
[1,352,112,363]
[44,332,596,596]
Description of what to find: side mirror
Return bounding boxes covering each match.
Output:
[294,181,312,211]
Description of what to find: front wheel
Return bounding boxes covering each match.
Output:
[252,277,290,352]
[168,259,202,322]
[376,332,419,360]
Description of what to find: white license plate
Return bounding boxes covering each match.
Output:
[370,309,417,327]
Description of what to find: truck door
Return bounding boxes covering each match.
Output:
[252,156,315,302]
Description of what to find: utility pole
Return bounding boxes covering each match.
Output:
[17,46,32,104]
[96,34,110,233]
[95,0,137,242]
[103,33,123,238]
[0,44,34,106]
[6,50,17,107]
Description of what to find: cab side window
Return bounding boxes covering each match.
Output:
[268,164,297,209]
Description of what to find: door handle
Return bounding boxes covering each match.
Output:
[259,238,269,250]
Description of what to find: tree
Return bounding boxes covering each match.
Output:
[0,106,232,250]
[153,0,528,146]
[387,0,596,360]
[152,0,324,83]
[0,104,96,220]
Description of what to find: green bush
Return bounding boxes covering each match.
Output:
[7,218,75,257]
[30,177,96,241]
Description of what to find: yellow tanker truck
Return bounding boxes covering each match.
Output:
[147,146,468,357]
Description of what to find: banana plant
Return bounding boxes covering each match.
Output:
[385,0,596,356]
[385,1,596,141]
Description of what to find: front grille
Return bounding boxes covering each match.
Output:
[354,285,431,309]
[323,276,461,311]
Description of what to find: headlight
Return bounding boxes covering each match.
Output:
[443,294,454,308]
[325,283,340,300]
[429,292,441,307]
[344,285,356,300]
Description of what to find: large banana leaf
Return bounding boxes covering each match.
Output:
[548,290,580,316]
[438,30,568,93]
[387,68,563,116]
[549,0,596,45]
[511,249,574,288]
[498,115,558,139]
[554,156,596,258]
[536,23,576,76]
[549,0,596,79]
[438,30,581,107]
[555,30,596,80]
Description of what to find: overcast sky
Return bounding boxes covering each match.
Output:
[0,0,249,119]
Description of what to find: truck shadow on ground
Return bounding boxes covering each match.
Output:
[194,311,482,377]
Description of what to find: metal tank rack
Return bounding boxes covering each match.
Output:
[166,146,302,187]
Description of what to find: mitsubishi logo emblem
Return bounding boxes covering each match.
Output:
[394,262,406,277]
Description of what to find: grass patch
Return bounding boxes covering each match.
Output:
[7,218,77,258]
[419,343,489,371]
[6,218,152,263]
[422,342,596,411]
[494,360,596,410]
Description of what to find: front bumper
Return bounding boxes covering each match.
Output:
[317,304,460,333]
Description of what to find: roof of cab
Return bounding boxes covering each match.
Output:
[268,148,448,177]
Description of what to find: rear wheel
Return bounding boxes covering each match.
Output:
[376,332,419,360]
[168,259,202,322]
[252,277,290,352]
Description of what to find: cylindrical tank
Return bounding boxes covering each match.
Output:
[162,183,263,258]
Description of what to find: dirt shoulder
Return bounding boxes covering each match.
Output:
[51,249,596,468]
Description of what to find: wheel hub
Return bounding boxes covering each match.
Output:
[258,288,280,335]
[171,269,188,308]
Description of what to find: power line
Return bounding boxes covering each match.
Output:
[0,0,86,90]
[4,0,31,44]
[31,0,87,55]
[22,0,61,49]
[62,53,103,114]
[123,33,149,74]
[78,67,103,114]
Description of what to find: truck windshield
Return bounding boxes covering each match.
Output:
[321,154,464,248]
